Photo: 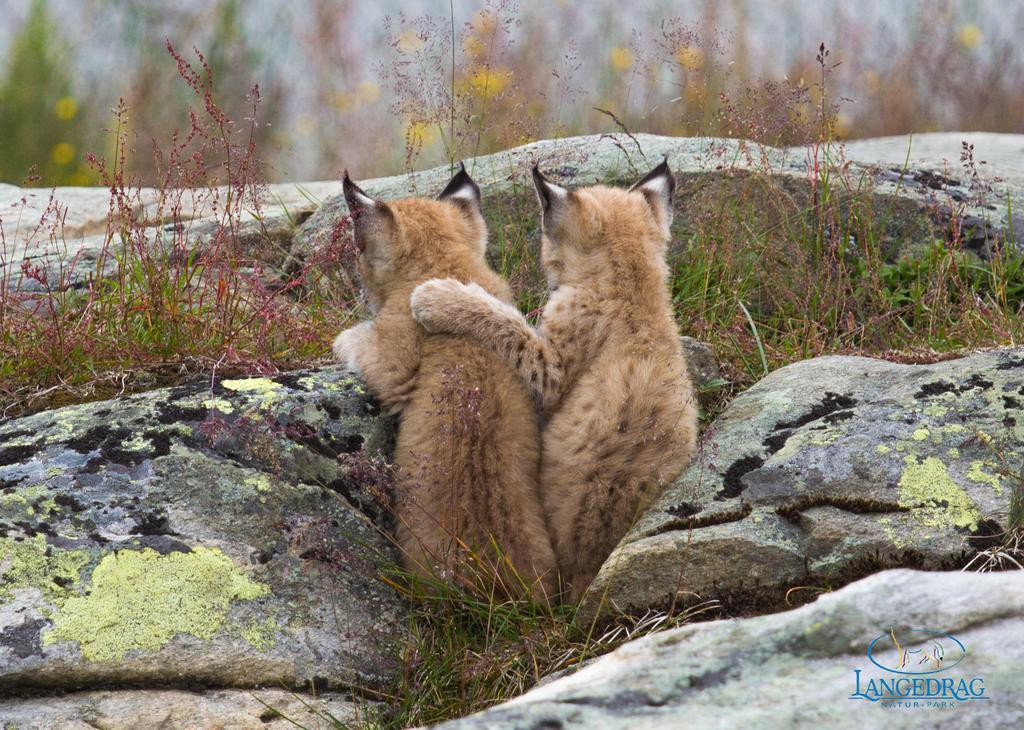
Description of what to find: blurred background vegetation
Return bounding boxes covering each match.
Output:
[0,0,1021,187]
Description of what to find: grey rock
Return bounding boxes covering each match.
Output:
[290,132,1024,283]
[1,181,338,293]
[6,133,1022,291]
[681,336,720,391]
[0,368,402,693]
[580,347,1023,622]
[0,687,374,729]
[434,569,1024,730]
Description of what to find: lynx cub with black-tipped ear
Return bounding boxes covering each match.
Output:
[410,159,698,600]
[331,165,557,602]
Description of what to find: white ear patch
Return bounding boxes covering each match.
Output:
[437,162,482,211]
[533,167,570,212]
[541,180,569,204]
[347,187,378,212]
[635,173,671,200]
[443,181,479,204]
[630,159,676,234]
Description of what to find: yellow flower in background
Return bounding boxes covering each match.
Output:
[54,96,78,120]
[463,34,484,57]
[958,23,982,49]
[683,78,703,104]
[357,81,380,104]
[397,30,423,53]
[609,46,633,71]
[51,142,75,165]
[406,120,438,148]
[676,46,704,70]
[467,67,510,98]
[69,166,93,186]
[332,81,381,111]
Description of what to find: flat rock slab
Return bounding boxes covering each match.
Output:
[7,133,1020,291]
[582,348,1023,621]
[0,367,402,693]
[0,688,371,729]
[435,569,1024,729]
[292,131,1023,271]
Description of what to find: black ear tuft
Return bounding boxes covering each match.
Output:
[343,171,377,215]
[532,163,570,214]
[630,155,675,199]
[437,161,482,212]
[532,164,550,211]
[342,171,389,253]
[630,156,675,233]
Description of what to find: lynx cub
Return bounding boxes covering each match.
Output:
[332,165,557,601]
[410,159,698,599]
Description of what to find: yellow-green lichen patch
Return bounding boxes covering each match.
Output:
[912,428,930,442]
[43,546,271,662]
[220,378,281,395]
[941,424,968,436]
[877,515,912,550]
[807,429,841,447]
[966,461,1003,495]
[340,376,366,395]
[898,456,979,531]
[233,616,279,651]
[202,397,235,414]
[243,474,272,504]
[876,445,891,454]
[0,534,91,603]
[923,404,948,418]
[1,485,57,519]
[122,435,152,452]
[244,475,272,493]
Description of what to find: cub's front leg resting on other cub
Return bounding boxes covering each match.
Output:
[410,277,564,411]
[332,316,420,415]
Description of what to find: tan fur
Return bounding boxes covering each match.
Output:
[410,165,698,599]
[332,174,558,602]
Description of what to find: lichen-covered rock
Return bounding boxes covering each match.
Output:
[1,180,337,293]
[0,687,373,729]
[434,569,1024,729]
[581,348,1023,621]
[0,367,402,693]
[290,132,1024,281]
[6,133,1021,292]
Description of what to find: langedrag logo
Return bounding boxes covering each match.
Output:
[849,627,988,708]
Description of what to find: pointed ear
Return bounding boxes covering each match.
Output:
[437,161,482,215]
[630,156,675,232]
[343,170,393,254]
[532,163,571,225]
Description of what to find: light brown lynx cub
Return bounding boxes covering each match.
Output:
[332,166,557,602]
[410,160,698,599]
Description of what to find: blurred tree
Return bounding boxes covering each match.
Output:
[0,0,92,186]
